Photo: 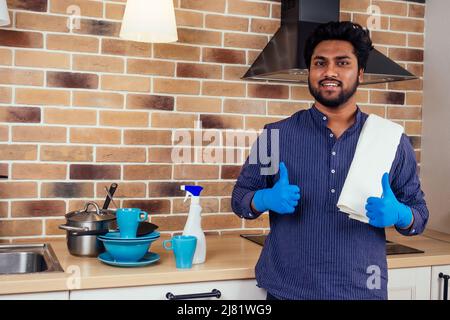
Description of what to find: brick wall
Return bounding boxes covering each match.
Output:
[0,0,425,240]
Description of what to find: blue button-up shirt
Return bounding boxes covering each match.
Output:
[231,105,429,300]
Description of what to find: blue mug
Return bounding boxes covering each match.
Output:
[116,208,148,238]
[163,235,197,269]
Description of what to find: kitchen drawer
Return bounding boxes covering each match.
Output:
[70,279,266,300]
[388,267,431,300]
[0,291,69,300]
[431,265,450,300]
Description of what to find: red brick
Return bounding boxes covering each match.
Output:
[203,48,246,64]
[0,220,42,236]
[248,84,289,99]
[123,165,172,180]
[0,145,37,160]
[12,163,66,180]
[0,182,37,199]
[12,200,66,217]
[0,107,40,123]
[180,0,225,13]
[0,30,43,48]
[177,28,222,46]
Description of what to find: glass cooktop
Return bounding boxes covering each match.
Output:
[240,234,424,255]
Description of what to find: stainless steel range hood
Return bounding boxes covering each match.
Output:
[242,0,418,85]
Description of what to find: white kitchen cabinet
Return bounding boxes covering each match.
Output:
[3,266,444,300]
[387,267,431,300]
[0,291,69,300]
[430,265,450,300]
[70,279,267,300]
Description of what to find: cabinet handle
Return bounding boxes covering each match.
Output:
[438,273,449,300]
[166,289,221,300]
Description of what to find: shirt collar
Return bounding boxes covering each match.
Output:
[309,104,363,134]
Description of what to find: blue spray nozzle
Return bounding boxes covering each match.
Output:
[181,185,203,201]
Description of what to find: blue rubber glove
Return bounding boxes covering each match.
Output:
[252,162,301,214]
[365,172,413,228]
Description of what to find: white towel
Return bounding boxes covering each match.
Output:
[337,114,404,223]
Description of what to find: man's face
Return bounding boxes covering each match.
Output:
[308,40,363,108]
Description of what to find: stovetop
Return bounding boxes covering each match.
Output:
[240,234,424,255]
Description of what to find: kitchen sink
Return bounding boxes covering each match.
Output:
[0,244,64,275]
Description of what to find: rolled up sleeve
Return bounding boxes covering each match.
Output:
[231,125,273,220]
[390,134,429,236]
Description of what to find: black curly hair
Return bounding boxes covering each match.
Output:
[304,21,374,71]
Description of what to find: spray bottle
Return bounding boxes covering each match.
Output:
[181,185,206,264]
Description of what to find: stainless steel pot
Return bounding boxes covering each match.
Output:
[59,202,117,257]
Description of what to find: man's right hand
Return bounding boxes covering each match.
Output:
[252,162,301,214]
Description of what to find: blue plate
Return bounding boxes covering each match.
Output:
[98,231,160,241]
[98,251,160,267]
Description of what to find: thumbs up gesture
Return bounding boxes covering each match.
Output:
[365,173,413,228]
[252,162,301,214]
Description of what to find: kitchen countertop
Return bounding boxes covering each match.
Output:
[422,229,450,243]
[1,229,450,295]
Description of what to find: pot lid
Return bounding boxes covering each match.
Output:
[66,201,116,222]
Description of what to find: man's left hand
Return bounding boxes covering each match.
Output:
[365,172,413,228]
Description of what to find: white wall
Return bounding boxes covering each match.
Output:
[421,0,450,234]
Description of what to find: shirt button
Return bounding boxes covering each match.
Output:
[329,133,334,138]
[331,169,336,174]
[323,116,327,121]
[331,189,336,193]
[332,151,336,156]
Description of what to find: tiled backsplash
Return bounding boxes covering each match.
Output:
[0,0,425,240]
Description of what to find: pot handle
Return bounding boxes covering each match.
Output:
[59,224,89,233]
[72,229,111,236]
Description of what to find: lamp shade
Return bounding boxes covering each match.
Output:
[0,0,10,26]
[120,0,178,43]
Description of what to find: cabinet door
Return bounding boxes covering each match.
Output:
[388,267,431,300]
[0,291,69,300]
[70,279,267,300]
[431,265,450,300]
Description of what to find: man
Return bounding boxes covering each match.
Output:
[231,21,429,300]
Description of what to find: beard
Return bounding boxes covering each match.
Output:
[308,77,359,108]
